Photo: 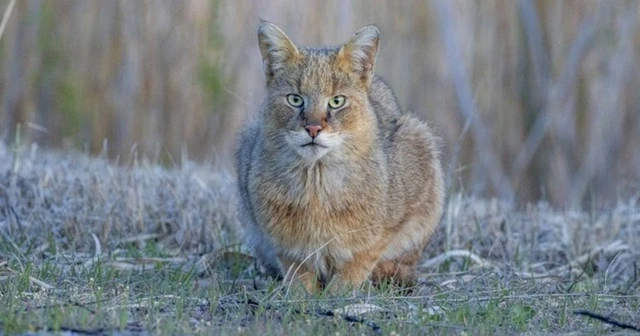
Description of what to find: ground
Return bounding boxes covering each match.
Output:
[0,141,638,335]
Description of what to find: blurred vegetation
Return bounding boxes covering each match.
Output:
[1,0,228,161]
[36,1,86,144]
[1,0,639,207]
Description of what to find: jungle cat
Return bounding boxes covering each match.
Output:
[236,21,445,292]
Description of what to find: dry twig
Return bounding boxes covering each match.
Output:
[574,310,640,332]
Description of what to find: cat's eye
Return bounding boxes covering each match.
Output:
[286,94,304,107]
[328,95,346,109]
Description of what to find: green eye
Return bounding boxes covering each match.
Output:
[328,95,346,109]
[286,94,304,107]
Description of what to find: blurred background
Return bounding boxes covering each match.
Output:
[0,0,639,208]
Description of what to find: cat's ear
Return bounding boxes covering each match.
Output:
[257,21,300,79]
[337,25,380,86]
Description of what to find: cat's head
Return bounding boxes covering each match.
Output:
[257,21,380,163]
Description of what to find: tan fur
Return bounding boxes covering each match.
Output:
[235,21,445,292]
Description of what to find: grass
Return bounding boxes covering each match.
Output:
[0,141,639,335]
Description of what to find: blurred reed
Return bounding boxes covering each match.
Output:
[1,0,639,207]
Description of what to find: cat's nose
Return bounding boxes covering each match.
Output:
[305,125,323,138]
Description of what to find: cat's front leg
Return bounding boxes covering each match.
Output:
[328,246,386,293]
[278,254,321,293]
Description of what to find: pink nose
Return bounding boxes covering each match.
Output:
[305,125,323,138]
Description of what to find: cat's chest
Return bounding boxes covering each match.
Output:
[258,197,377,273]
[256,161,349,208]
[254,168,352,235]
[250,163,377,246]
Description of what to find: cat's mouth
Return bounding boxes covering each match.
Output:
[301,141,327,148]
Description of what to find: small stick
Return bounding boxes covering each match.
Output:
[574,310,640,332]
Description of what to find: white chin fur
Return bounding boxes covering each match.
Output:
[285,130,342,162]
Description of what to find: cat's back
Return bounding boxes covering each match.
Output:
[369,76,403,126]
[368,76,444,225]
[235,119,261,220]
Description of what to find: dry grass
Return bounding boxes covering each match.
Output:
[0,141,639,334]
[0,140,242,255]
